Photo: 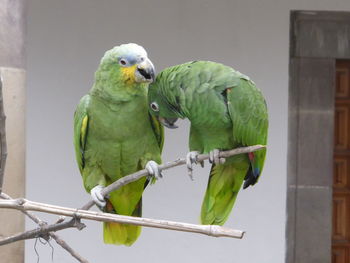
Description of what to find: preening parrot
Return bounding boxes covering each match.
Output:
[148,61,268,225]
[74,43,163,246]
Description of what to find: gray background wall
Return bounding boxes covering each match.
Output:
[26,0,350,262]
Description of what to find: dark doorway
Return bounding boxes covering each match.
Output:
[332,60,350,263]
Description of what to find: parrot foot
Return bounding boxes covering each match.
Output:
[90,185,106,208]
[209,149,226,165]
[145,160,163,180]
[186,151,203,180]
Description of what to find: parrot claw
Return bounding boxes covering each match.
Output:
[146,160,163,180]
[186,151,200,180]
[209,149,226,165]
[91,185,106,208]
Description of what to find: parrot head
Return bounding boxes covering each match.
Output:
[148,76,182,129]
[98,43,155,84]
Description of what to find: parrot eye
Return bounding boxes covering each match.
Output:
[119,59,127,66]
[150,102,159,112]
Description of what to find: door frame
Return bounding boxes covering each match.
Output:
[287,10,350,263]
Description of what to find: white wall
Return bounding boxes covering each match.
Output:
[26,1,350,262]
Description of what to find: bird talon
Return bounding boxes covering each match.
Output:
[146,160,162,180]
[209,149,222,165]
[91,185,106,208]
[186,151,200,180]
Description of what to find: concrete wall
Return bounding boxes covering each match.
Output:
[26,0,350,263]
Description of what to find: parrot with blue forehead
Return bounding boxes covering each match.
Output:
[148,61,268,225]
[74,43,163,246]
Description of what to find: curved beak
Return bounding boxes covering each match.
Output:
[159,117,178,129]
[135,58,155,83]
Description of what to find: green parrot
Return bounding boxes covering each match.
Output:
[148,61,268,225]
[74,43,164,246]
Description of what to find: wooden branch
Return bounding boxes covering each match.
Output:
[0,76,7,194]
[0,193,90,263]
[0,198,245,239]
[82,145,266,210]
[0,217,83,246]
[0,145,264,255]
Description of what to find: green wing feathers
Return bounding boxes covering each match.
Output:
[73,95,90,174]
[227,78,268,186]
[227,78,268,147]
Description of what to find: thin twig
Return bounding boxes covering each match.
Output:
[0,198,245,239]
[50,235,90,263]
[0,193,90,263]
[0,76,7,194]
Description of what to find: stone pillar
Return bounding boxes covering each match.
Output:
[0,1,26,263]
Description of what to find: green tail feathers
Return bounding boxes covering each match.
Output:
[200,160,247,225]
[103,222,141,246]
[103,198,143,246]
